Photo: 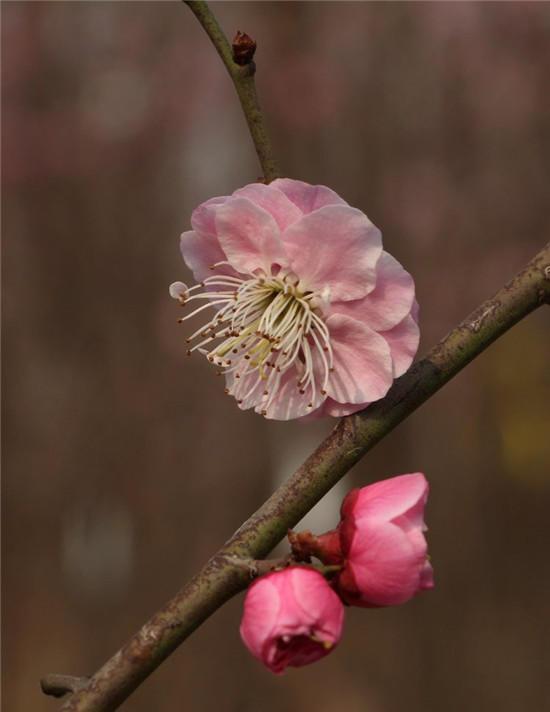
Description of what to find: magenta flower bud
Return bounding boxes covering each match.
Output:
[289,473,434,607]
[239,567,344,674]
[337,473,434,606]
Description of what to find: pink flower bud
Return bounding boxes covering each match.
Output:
[239,567,344,674]
[289,473,434,607]
[338,473,434,606]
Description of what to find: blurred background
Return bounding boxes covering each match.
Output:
[3,2,550,711]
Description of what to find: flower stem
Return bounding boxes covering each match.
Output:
[44,242,549,712]
[313,564,343,576]
[184,1,280,183]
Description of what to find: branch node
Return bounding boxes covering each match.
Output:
[40,674,89,698]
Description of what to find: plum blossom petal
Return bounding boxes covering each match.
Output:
[226,366,324,420]
[325,314,393,404]
[289,568,345,641]
[259,368,325,421]
[234,183,303,231]
[314,398,370,418]
[271,178,348,214]
[282,205,382,302]
[345,519,427,606]
[179,230,232,283]
[347,473,429,527]
[215,197,289,275]
[329,252,415,331]
[180,196,239,281]
[380,314,420,378]
[239,576,281,660]
[190,195,228,237]
[224,368,265,414]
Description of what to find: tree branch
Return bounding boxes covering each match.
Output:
[184,1,280,183]
[43,242,549,711]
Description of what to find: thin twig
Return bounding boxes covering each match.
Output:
[44,242,550,712]
[184,1,280,183]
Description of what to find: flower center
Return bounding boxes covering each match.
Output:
[170,266,334,414]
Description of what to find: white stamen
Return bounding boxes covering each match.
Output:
[174,270,334,416]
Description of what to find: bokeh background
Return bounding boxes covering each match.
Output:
[3,2,550,711]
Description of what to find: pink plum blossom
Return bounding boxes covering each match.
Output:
[170,179,419,420]
[239,566,344,674]
[290,473,434,607]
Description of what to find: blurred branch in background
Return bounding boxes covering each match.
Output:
[184,0,280,183]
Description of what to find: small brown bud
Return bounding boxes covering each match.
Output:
[232,31,257,66]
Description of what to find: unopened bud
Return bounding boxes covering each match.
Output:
[232,30,257,66]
